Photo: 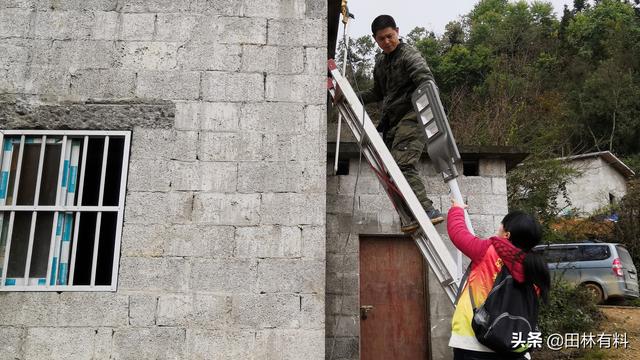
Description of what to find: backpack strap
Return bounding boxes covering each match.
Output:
[454,264,472,306]
[468,263,511,310]
[468,282,477,310]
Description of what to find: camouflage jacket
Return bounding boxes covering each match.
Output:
[360,42,434,131]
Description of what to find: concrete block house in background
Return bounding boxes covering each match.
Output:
[556,151,635,216]
[0,1,526,359]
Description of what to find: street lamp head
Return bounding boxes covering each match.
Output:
[412,81,462,181]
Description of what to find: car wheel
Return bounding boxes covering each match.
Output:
[582,283,605,304]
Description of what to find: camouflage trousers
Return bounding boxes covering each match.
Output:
[385,118,434,212]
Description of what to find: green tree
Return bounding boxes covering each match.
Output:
[563,0,640,155]
[576,59,640,153]
[405,26,430,46]
[615,179,640,267]
[444,21,466,46]
[622,154,640,176]
[336,35,377,91]
[559,5,573,40]
[573,0,589,13]
[507,159,577,222]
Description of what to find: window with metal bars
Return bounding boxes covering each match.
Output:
[0,130,130,291]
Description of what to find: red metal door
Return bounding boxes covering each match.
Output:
[360,236,430,360]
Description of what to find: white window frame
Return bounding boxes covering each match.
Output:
[0,130,130,292]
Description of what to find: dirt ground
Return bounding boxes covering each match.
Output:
[535,305,640,360]
[596,305,640,359]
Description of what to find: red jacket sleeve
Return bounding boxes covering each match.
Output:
[446,207,490,262]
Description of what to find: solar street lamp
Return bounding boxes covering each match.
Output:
[413,81,474,278]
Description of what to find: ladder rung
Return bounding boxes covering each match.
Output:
[441,278,456,287]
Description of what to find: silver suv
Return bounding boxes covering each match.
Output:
[533,242,639,303]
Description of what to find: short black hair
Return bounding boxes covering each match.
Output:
[371,15,397,35]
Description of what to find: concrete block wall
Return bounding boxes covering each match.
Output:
[325,156,508,360]
[0,1,327,359]
[558,157,629,215]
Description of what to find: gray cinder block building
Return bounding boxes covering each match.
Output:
[0,1,525,359]
[325,144,525,360]
[556,151,635,216]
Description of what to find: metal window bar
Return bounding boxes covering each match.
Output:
[1,136,25,286]
[56,140,80,285]
[0,206,120,212]
[46,136,68,287]
[11,136,25,206]
[0,132,7,280]
[0,131,130,292]
[1,212,16,286]
[45,212,60,287]
[91,136,109,287]
[52,139,73,285]
[110,134,131,289]
[22,136,47,285]
[22,212,39,285]
[68,136,89,285]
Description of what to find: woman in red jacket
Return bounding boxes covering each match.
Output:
[448,201,550,360]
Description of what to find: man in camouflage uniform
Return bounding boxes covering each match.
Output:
[360,14,444,231]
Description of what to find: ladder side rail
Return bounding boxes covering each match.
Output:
[331,93,389,176]
[416,232,453,277]
[329,64,460,295]
[413,232,458,302]
[334,95,420,236]
[338,98,459,303]
[332,87,425,227]
[334,100,414,222]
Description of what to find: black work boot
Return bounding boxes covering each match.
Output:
[400,219,420,233]
[426,209,445,225]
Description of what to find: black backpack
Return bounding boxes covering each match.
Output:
[469,265,539,354]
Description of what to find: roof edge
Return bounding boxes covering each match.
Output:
[327,142,529,171]
[558,151,636,179]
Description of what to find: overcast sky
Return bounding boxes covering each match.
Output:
[346,0,575,38]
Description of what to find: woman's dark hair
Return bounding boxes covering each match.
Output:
[502,211,551,303]
[371,15,397,35]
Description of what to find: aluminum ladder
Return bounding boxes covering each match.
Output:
[328,59,460,304]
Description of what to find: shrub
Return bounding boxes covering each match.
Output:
[538,277,603,336]
[615,179,640,268]
[549,217,615,243]
[623,297,640,307]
